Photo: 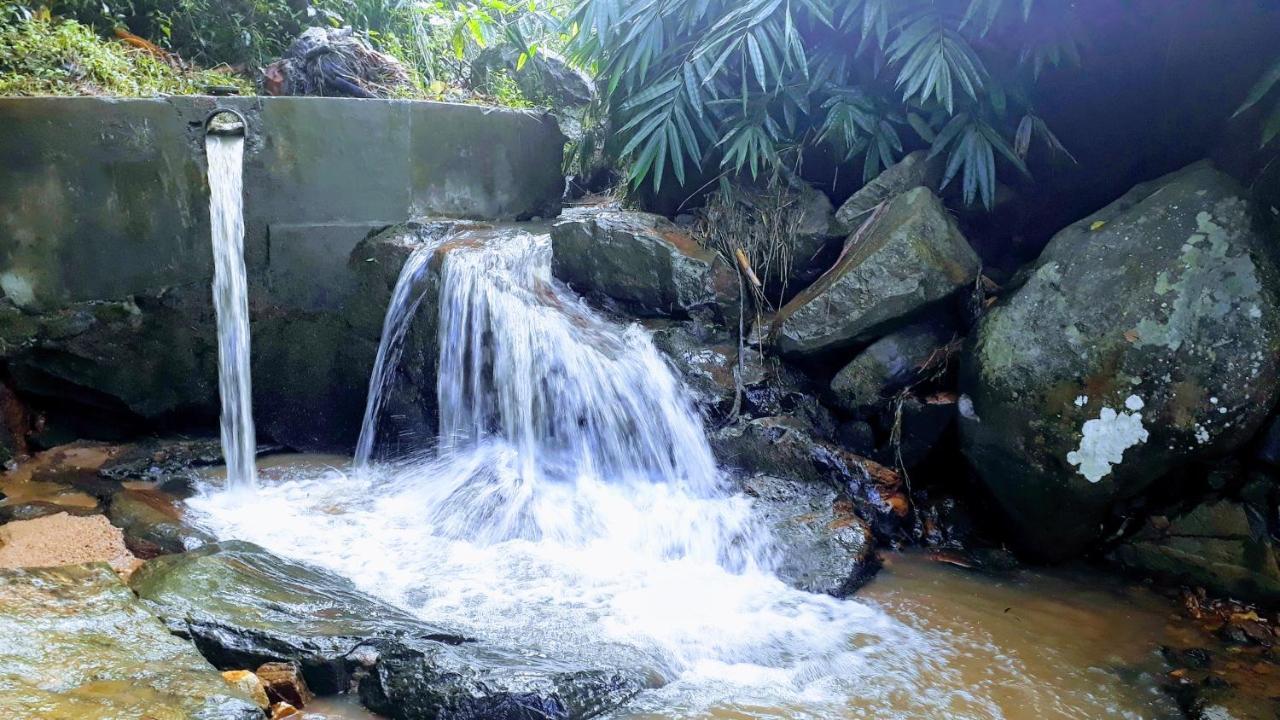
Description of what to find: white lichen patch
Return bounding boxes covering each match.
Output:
[958,394,979,421]
[1195,423,1211,444]
[1074,395,1089,407]
[1066,400,1150,483]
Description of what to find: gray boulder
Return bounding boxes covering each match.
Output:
[0,563,261,719]
[551,208,739,324]
[768,188,980,356]
[829,320,955,413]
[131,541,645,717]
[960,161,1280,558]
[834,150,944,235]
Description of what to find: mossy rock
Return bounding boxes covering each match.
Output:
[960,161,1280,559]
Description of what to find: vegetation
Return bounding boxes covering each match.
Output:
[565,0,1081,207]
[0,13,251,96]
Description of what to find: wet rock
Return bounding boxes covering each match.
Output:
[257,661,314,708]
[0,563,262,719]
[223,669,271,709]
[130,540,466,694]
[107,487,215,555]
[878,396,956,469]
[0,512,140,577]
[472,46,596,107]
[769,188,980,356]
[551,208,739,324]
[712,416,909,537]
[742,474,877,597]
[833,150,945,235]
[961,161,1280,559]
[359,644,644,720]
[0,499,97,523]
[131,542,647,718]
[649,320,765,419]
[1111,493,1280,604]
[97,437,227,482]
[272,702,301,719]
[829,320,956,413]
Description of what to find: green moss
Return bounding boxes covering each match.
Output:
[0,17,252,97]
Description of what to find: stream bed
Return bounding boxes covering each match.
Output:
[187,455,1199,720]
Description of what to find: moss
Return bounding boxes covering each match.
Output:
[0,17,252,97]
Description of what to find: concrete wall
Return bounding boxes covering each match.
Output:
[0,96,565,451]
[0,96,565,312]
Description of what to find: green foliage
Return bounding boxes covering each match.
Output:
[568,0,1081,208]
[1235,56,1280,149]
[0,15,252,96]
[49,0,305,67]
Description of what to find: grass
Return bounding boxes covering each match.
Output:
[0,16,253,97]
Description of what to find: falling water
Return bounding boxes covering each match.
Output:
[353,235,447,468]
[206,129,256,488]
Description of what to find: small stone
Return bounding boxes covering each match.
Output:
[257,661,314,708]
[270,702,300,719]
[222,670,270,709]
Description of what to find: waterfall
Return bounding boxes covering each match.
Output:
[353,236,446,468]
[206,131,256,488]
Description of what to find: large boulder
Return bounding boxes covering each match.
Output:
[0,563,261,719]
[833,150,944,235]
[960,161,1280,558]
[131,542,645,717]
[768,188,980,356]
[551,208,739,324]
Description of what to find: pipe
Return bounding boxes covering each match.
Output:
[205,108,247,137]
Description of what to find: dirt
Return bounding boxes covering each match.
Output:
[0,512,141,577]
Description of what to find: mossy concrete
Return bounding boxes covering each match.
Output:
[0,97,565,451]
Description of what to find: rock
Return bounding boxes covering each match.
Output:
[472,46,596,107]
[960,161,1280,558]
[834,150,945,235]
[649,321,744,419]
[875,396,956,469]
[97,438,228,482]
[359,644,644,720]
[0,500,99,523]
[711,416,909,538]
[131,542,647,717]
[0,512,140,577]
[0,563,261,719]
[272,702,301,719]
[551,208,739,324]
[1111,492,1280,604]
[769,188,980,356]
[107,487,215,556]
[829,320,956,413]
[257,661,314,708]
[742,474,877,596]
[223,669,271,709]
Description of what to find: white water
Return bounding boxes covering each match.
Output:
[206,133,256,488]
[353,235,446,468]
[189,229,1162,718]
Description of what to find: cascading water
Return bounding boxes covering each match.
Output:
[205,119,256,489]
[353,236,447,468]
[189,227,1171,718]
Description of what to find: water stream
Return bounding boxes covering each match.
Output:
[206,131,256,488]
[189,228,1181,717]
